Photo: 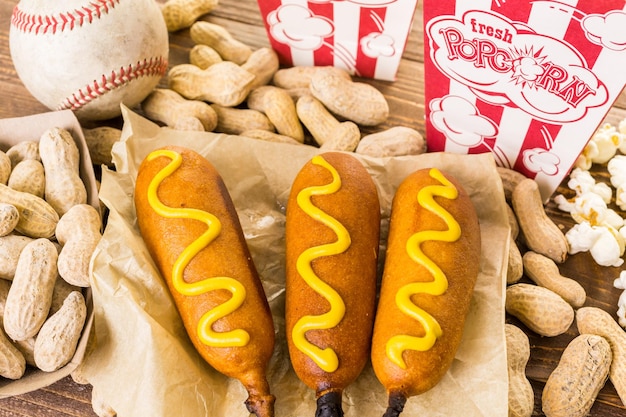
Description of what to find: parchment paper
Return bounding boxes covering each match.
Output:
[82,106,510,417]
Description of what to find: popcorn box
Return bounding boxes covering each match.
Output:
[256,0,419,81]
[423,0,626,200]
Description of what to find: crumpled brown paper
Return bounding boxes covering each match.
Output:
[82,107,510,417]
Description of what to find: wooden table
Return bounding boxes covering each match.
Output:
[1,0,626,416]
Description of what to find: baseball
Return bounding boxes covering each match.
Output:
[9,0,169,121]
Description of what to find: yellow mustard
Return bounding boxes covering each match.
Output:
[146,149,249,348]
[291,155,351,373]
[386,168,461,370]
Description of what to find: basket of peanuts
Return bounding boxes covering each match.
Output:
[0,109,98,396]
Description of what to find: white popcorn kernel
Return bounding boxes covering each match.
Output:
[592,123,623,163]
[589,226,624,267]
[554,194,575,213]
[574,154,592,171]
[566,222,601,254]
[567,192,621,229]
[576,141,598,171]
[570,192,608,226]
[610,224,626,255]
[568,168,596,194]
[592,182,613,204]
[608,154,626,188]
[616,185,626,211]
[613,270,626,290]
[604,208,626,230]
[566,222,624,267]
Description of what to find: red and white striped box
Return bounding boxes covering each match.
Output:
[257,0,419,81]
[423,0,626,200]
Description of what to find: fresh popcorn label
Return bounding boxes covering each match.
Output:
[257,0,419,81]
[423,0,626,200]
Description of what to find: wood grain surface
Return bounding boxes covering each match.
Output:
[1,0,626,416]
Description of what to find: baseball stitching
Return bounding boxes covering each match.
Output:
[57,56,169,112]
[11,0,121,35]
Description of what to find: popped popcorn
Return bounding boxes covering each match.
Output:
[615,185,626,212]
[566,222,624,267]
[575,122,626,170]
[566,222,603,254]
[565,168,612,207]
[608,155,626,211]
[574,140,597,171]
[590,122,624,164]
[558,117,626,326]
[556,165,625,266]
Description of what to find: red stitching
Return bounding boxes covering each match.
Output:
[11,0,120,35]
[57,56,169,112]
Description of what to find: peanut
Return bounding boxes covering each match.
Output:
[309,66,389,126]
[247,86,304,143]
[3,238,58,341]
[82,126,122,168]
[142,88,218,131]
[0,279,10,319]
[296,95,360,149]
[50,277,81,316]
[241,47,280,90]
[542,334,611,417]
[507,204,520,240]
[0,328,26,379]
[34,290,87,372]
[0,150,10,184]
[6,140,39,168]
[161,0,218,32]
[14,337,36,367]
[190,21,252,65]
[39,127,87,216]
[56,204,102,287]
[7,159,45,198]
[173,116,206,132]
[512,178,569,263]
[211,104,275,135]
[505,283,574,337]
[498,167,527,202]
[505,324,534,417]
[319,123,362,152]
[0,234,33,280]
[0,203,19,237]
[189,44,223,69]
[0,183,59,238]
[506,204,524,283]
[168,62,255,107]
[240,130,301,145]
[576,306,626,405]
[507,242,524,284]
[284,87,312,102]
[0,284,31,366]
[355,126,426,157]
[272,66,352,90]
[523,251,586,308]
